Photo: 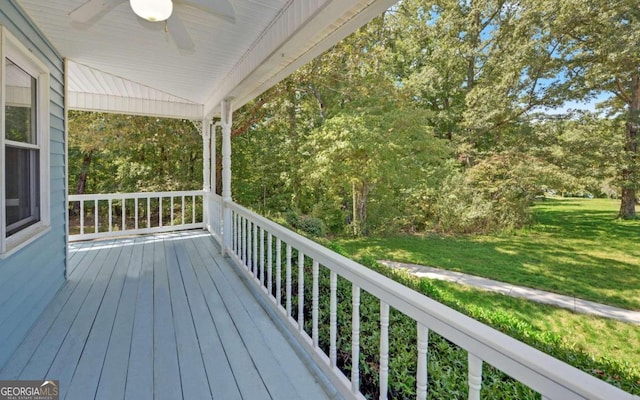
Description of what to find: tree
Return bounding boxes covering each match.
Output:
[545,0,640,217]
[301,107,451,235]
[68,111,202,195]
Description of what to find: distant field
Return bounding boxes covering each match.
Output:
[337,198,640,310]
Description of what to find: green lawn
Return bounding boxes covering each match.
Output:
[337,198,640,310]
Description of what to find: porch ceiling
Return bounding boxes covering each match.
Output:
[16,0,397,120]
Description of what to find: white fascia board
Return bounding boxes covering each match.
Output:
[68,91,204,120]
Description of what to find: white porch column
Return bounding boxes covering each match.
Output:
[221,98,233,255]
[201,118,212,232]
[211,122,217,194]
[202,119,211,192]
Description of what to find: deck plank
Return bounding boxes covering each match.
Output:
[124,239,156,400]
[153,238,183,400]
[165,239,213,400]
[65,239,135,399]
[94,237,144,400]
[176,236,243,400]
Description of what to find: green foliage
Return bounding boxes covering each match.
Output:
[68,111,202,194]
[431,153,562,234]
[285,210,326,237]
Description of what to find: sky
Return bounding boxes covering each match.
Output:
[542,92,613,116]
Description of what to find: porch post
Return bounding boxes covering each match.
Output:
[211,122,217,194]
[221,98,233,255]
[202,119,211,192]
[201,118,212,232]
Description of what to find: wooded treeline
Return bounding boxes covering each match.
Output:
[69,0,639,236]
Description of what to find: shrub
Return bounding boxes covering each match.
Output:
[430,154,560,234]
[284,210,326,237]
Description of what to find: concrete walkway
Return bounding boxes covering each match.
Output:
[379,260,640,325]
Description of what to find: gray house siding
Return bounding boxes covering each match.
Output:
[0,1,66,368]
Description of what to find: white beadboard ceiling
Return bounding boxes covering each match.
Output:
[15,0,398,120]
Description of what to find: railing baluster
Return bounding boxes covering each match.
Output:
[181,196,185,225]
[134,197,139,230]
[238,214,242,253]
[417,323,429,400]
[159,197,163,227]
[170,196,174,226]
[351,284,361,393]
[94,200,98,233]
[267,233,273,296]
[252,223,258,278]
[237,215,241,261]
[298,251,305,332]
[468,353,482,400]
[192,194,196,223]
[286,244,292,317]
[234,212,238,253]
[80,200,84,235]
[108,198,113,232]
[312,260,319,348]
[247,219,253,272]
[259,227,265,285]
[330,271,337,368]
[276,238,282,306]
[379,301,390,400]
[121,198,126,231]
[242,218,247,266]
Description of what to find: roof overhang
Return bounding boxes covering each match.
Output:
[16,0,398,120]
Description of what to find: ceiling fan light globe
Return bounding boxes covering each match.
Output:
[130,0,173,22]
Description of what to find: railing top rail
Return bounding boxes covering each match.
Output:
[225,199,635,400]
[69,190,205,201]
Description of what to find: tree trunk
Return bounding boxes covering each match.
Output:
[619,76,639,219]
[351,180,369,236]
[76,152,93,195]
[73,151,93,215]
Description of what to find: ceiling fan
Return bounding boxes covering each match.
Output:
[69,0,236,50]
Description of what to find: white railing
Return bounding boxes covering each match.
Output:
[68,191,204,241]
[221,199,636,400]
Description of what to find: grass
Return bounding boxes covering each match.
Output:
[336,198,640,310]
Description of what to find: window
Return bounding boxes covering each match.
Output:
[1,27,50,255]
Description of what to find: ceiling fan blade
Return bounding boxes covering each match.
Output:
[69,0,126,23]
[178,0,236,23]
[167,14,195,51]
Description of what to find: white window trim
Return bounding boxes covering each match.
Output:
[0,26,50,255]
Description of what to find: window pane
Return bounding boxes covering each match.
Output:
[5,58,37,144]
[5,146,40,236]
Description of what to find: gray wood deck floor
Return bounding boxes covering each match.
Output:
[0,231,332,400]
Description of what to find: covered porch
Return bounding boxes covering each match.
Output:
[5,0,637,399]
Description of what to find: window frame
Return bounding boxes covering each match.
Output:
[0,26,50,255]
